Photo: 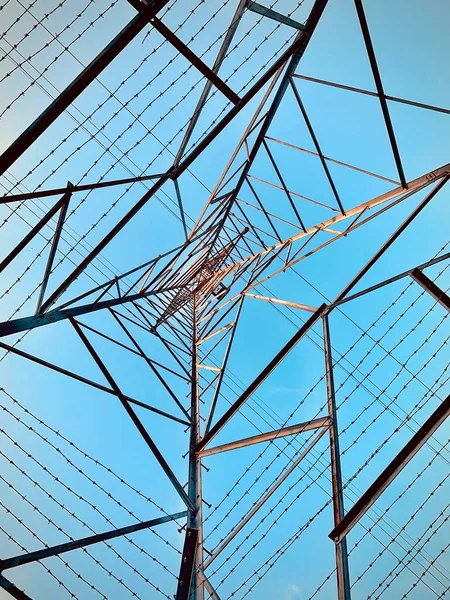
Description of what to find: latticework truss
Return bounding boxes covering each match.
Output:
[0,1,449,599]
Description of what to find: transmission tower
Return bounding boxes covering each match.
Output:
[0,0,449,599]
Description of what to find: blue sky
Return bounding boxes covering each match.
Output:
[0,0,449,598]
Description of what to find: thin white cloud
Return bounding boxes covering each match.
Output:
[286,583,301,600]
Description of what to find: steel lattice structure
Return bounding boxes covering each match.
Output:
[0,0,449,599]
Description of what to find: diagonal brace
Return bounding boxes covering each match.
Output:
[70,318,195,512]
[0,512,187,571]
[203,426,328,568]
[410,268,450,312]
[329,393,450,544]
[197,304,326,451]
[199,416,331,457]
[128,0,239,104]
[0,575,33,600]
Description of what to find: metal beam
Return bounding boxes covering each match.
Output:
[265,135,400,184]
[0,512,187,570]
[221,163,450,286]
[174,0,247,164]
[323,316,351,600]
[203,426,328,568]
[176,528,199,600]
[293,74,450,116]
[199,416,330,457]
[150,18,239,106]
[197,304,326,452]
[0,173,164,204]
[329,251,450,308]
[172,0,329,179]
[198,571,221,600]
[0,0,169,176]
[329,393,450,544]
[70,318,195,512]
[0,575,33,600]
[188,296,204,600]
[330,176,449,307]
[35,185,72,313]
[353,0,406,188]
[204,298,244,435]
[244,293,317,312]
[186,0,329,250]
[289,78,345,214]
[0,339,188,423]
[246,1,306,30]
[0,285,180,338]
[410,268,450,312]
[0,189,72,274]
[127,0,239,105]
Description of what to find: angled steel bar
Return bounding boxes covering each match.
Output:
[203,426,329,568]
[235,161,450,271]
[196,322,234,346]
[174,0,247,164]
[176,528,199,600]
[35,185,73,313]
[0,575,33,600]
[243,182,337,215]
[0,0,169,176]
[262,139,307,231]
[0,339,189,424]
[293,74,450,116]
[174,179,189,240]
[128,0,239,104]
[0,189,72,274]
[198,570,221,600]
[353,0,406,188]
[197,303,326,452]
[77,320,140,356]
[329,393,450,544]
[323,315,351,600]
[330,251,450,308]
[289,78,345,214]
[245,186,439,293]
[247,1,306,30]
[203,297,242,435]
[245,293,317,312]
[200,416,330,457]
[70,318,195,511]
[330,176,449,307]
[245,177,283,242]
[266,136,399,184]
[110,309,192,421]
[150,17,240,106]
[410,268,450,312]
[199,297,241,341]
[205,297,239,434]
[198,364,220,373]
[0,512,187,571]
[0,286,180,338]
[240,164,450,294]
[233,201,268,250]
[0,173,164,204]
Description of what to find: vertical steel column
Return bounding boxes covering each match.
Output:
[323,315,351,600]
[189,294,204,600]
